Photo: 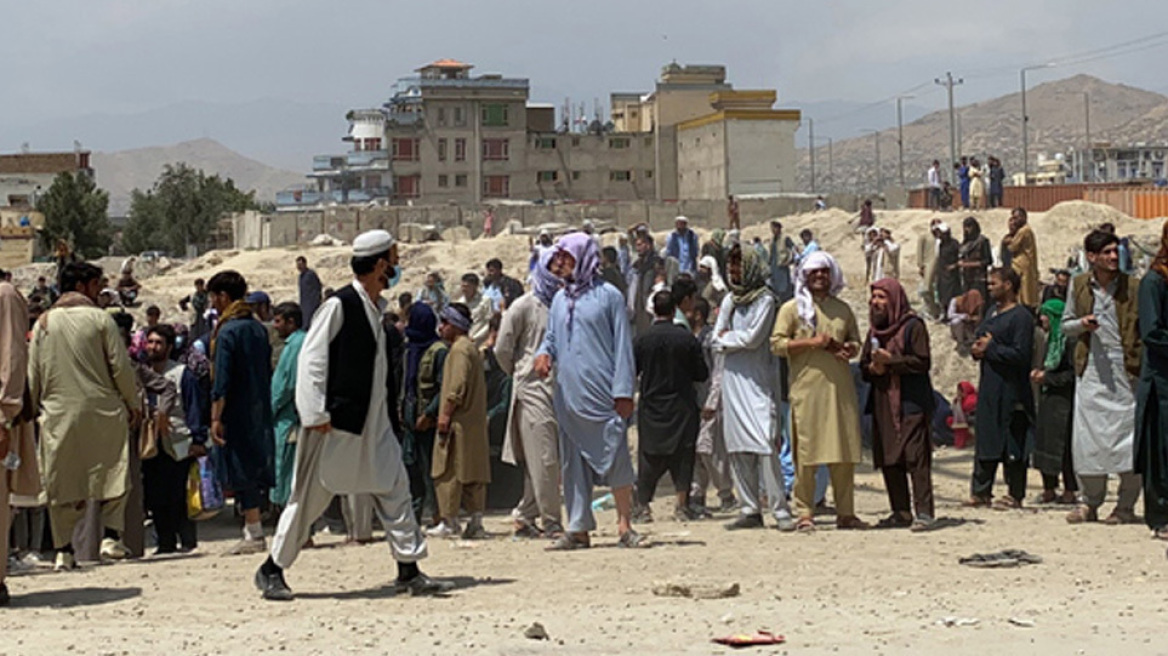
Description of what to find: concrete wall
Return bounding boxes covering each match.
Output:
[676,121,727,199]
[727,118,798,195]
[0,172,56,207]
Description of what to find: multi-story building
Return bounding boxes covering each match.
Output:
[0,149,94,208]
[278,60,800,208]
[1064,143,1168,184]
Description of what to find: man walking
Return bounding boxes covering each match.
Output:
[633,291,709,522]
[0,271,34,604]
[427,303,492,539]
[666,216,699,275]
[534,233,644,549]
[207,270,276,555]
[29,262,139,570]
[270,302,306,511]
[296,256,323,328]
[1063,230,1143,525]
[1137,220,1168,540]
[690,298,735,516]
[967,268,1034,508]
[862,279,936,531]
[772,252,867,532]
[496,249,563,538]
[255,229,448,600]
[916,219,942,319]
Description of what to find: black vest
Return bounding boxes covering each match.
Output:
[326,286,378,434]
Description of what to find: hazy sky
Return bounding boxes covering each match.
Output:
[5,1,1167,130]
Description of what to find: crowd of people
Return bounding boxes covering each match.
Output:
[925,156,1008,211]
[2,208,1168,607]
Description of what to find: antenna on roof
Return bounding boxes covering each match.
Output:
[74,140,82,153]
[20,142,30,154]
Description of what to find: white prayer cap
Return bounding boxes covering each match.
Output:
[675,215,689,224]
[353,229,394,257]
[936,222,951,234]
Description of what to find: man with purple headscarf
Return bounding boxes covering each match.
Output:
[496,248,564,538]
[535,233,645,549]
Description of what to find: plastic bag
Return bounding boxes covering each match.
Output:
[187,455,224,521]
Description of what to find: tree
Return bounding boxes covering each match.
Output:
[122,163,260,256]
[36,171,113,259]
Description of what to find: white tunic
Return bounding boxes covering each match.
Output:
[295,280,404,493]
[714,293,779,455]
[1063,276,1137,475]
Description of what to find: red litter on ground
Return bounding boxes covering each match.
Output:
[712,631,787,648]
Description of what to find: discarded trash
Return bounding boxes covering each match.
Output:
[959,549,1043,568]
[591,493,615,511]
[1008,617,1036,628]
[524,622,549,640]
[935,616,980,627]
[712,631,785,647]
[652,581,740,600]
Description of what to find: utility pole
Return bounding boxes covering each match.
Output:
[896,95,914,187]
[861,129,881,193]
[808,117,816,194]
[1021,63,1055,186]
[1084,91,1092,184]
[934,72,963,178]
[827,137,834,192]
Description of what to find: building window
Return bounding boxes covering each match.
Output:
[437,107,447,126]
[483,175,510,198]
[609,137,630,149]
[645,170,654,179]
[571,171,581,181]
[455,174,468,187]
[537,170,558,182]
[455,138,466,162]
[643,136,653,147]
[481,104,509,126]
[534,137,557,149]
[482,138,509,161]
[394,174,420,198]
[572,137,581,147]
[359,137,381,151]
[391,138,420,161]
[438,138,447,162]
[454,106,466,126]
[610,170,632,181]
[438,174,448,188]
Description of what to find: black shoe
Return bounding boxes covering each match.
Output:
[392,571,455,597]
[254,565,294,601]
[0,582,9,607]
[724,513,765,530]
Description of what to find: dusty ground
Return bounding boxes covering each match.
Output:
[5,449,1167,656]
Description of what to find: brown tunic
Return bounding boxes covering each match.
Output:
[432,337,491,483]
[861,320,933,468]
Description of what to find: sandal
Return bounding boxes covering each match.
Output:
[1065,506,1098,524]
[1153,527,1168,541]
[910,516,938,533]
[836,515,870,530]
[545,533,590,551]
[795,516,816,533]
[1103,510,1140,525]
[992,496,1022,511]
[617,528,650,549]
[962,496,992,508]
[876,513,913,529]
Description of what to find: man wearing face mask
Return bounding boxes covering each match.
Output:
[255,230,450,601]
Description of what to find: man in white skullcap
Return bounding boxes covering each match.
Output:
[666,215,699,275]
[255,230,451,601]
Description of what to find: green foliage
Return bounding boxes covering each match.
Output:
[36,171,113,259]
[122,163,260,255]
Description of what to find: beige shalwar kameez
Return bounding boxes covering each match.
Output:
[433,336,492,521]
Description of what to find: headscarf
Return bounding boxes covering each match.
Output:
[440,305,471,333]
[553,232,601,335]
[727,245,769,307]
[1152,219,1168,282]
[1041,298,1066,371]
[961,216,981,243]
[532,246,562,307]
[698,255,727,293]
[794,250,845,328]
[711,229,726,249]
[404,301,439,401]
[867,278,917,435]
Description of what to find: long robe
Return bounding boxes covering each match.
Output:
[1006,224,1040,308]
[634,321,708,455]
[299,268,323,328]
[1063,276,1138,475]
[296,281,403,493]
[714,293,779,455]
[1032,345,1074,475]
[861,319,934,468]
[973,304,1035,463]
[1,282,37,500]
[495,292,555,466]
[29,304,138,504]
[771,296,864,466]
[936,237,962,313]
[211,316,275,493]
[769,235,796,301]
[432,337,491,484]
[537,282,635,477]
[1136,273,1168,527]
[270,329,306,506]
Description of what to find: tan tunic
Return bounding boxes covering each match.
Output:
[29,304,138,504]
[432,336,491,483]
[0,282,38,499]
[494,292,555,465]
[1006,224,1040,308]
[770,296,863,466]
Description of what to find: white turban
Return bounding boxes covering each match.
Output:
[794,250,845,329]
[699,255,726,293]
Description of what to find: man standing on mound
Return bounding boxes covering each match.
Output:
[254,230,451,600]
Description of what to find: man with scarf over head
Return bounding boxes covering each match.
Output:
[401,301,445,524]
[535,233,645,550]
[716,245,794,531]
[496,248,563,538]
[1137,219,1168,541]
[771,251,868,532]
[207,270,276,556]
[254,230,449,601]
[861,278,936,531]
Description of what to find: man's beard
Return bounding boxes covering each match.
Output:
[871,310,889,329]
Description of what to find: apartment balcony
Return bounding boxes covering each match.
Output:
[346,151,389,169]
[312,155,345,173]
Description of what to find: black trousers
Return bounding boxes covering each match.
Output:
[1040,441,1078,493]
[143,451,196,551]
[882,462,934,519]
[971,458,1027,501]
[636,446,696,506]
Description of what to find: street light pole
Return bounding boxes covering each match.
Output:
[1083,91,1092,184]
[935,72,963,176]
[808,117,816,193]
[1021,62,1055,185]
[861,129,881,193]
[896,95,914,188]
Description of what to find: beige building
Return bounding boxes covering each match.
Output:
[280,60,799,208]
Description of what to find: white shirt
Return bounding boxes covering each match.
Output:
[927,167,941,188]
